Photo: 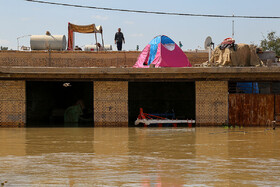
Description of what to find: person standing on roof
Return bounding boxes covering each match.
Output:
[114,28,125,51]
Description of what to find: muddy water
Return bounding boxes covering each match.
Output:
[0,127,280,186]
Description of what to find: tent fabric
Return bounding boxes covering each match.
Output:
[68,23,103,33]
[134,35,192,68]
[67,22,103,50]
[147,43,158,65]
[137,45,150,66]
[148,35,179,65]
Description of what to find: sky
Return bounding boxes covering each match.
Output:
[1,0,280,51]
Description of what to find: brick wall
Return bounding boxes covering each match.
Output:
[0,51,208,68]
[94,81,128,127]
[0,81,26,127]
[196,81,228,125]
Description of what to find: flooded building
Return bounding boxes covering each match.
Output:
[0,50,280,127]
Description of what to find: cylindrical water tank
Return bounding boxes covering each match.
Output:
[30,35,66,50]
[104,45,112,51]
[84,44,112,51]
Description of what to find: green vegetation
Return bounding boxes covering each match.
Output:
[260,31,280,56]
[0,46,8,50]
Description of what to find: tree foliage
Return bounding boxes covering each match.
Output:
[0,46,8,50]
[260,31,280,56]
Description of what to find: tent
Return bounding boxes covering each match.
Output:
[67,22,104,51]
[133,35,192,68]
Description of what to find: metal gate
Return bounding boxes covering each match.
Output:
[229,94,275,126]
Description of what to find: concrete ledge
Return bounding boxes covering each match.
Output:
[1,66,280,81]
[2,66,280,73]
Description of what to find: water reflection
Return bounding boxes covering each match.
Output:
[0,128,26,156]
[0,127,279,186]
[26,128,95,155]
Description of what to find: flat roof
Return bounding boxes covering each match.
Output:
[1,66,280,81]
[0,51,279,81]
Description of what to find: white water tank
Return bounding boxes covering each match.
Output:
[104,45,112,51]
[30,35,66,50]
[84,45,98,51]
[84,44,112,51]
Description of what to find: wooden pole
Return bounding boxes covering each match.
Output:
[101,32,105,49]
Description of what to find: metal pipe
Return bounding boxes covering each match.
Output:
[17,35,31,50]
[95,33,98,51]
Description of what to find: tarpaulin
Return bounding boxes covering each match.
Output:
[67,22,103,50]
[68,23,102,33]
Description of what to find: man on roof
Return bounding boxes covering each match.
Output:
[114,28,125,51]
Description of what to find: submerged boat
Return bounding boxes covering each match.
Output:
[135,108,195,127]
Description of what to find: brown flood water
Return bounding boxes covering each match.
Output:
[0,127,280,186]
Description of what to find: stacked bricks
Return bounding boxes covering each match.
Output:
[94,81,128,127]
[0,81,26,127]
[0,51,208,68]
[196,81,228,125]
[0,51,139,68]
[186,52,209,66]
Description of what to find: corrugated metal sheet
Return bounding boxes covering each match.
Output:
[229,94,274,126]
[275,95,280,122]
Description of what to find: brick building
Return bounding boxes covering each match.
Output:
[0,50,279,127]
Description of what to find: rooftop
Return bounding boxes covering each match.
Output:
[0,50,280,81]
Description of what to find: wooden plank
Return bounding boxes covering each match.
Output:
[275,95,280,115]
[275,95,280,122]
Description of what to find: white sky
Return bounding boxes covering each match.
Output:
[1,0,280,51]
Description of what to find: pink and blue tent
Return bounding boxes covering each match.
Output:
[133,35,192,68]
